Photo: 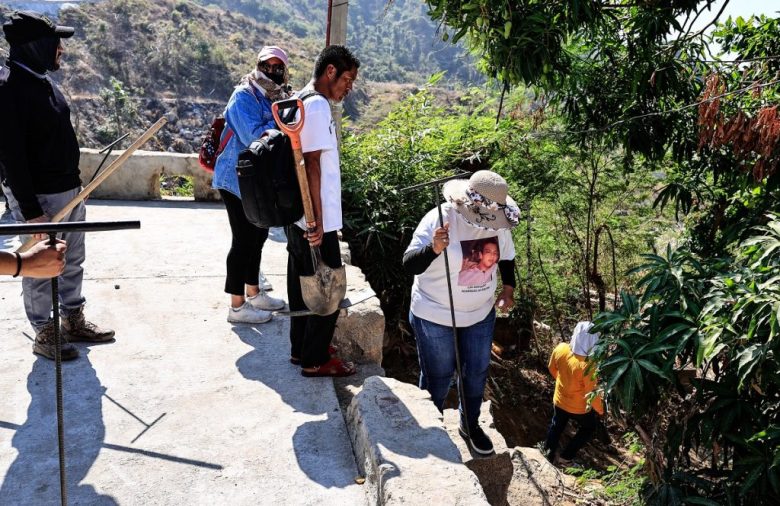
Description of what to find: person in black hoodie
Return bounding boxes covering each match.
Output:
[0,11,114,361]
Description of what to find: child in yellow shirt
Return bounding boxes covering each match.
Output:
[545,321,604,465]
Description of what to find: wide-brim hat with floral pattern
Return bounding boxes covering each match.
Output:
[442,170,520,230]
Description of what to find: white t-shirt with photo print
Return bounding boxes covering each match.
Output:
[406,203,516,327]
[295,87,342,232]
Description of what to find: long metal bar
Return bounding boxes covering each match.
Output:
[48,232,67,506]
[433,186,471,442]
[400,172,470,193]
[0,221,141,235]
[4,219,142,506]
[89,133,131,185]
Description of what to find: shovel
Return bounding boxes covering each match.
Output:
[272,98,346,316]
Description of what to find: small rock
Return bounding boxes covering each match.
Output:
[114,284,120,289]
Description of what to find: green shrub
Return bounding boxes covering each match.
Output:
[340,77,499,322]
[593,214,780,504]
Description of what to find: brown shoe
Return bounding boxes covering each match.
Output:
[33,321,79,361]
[61,308,115,343]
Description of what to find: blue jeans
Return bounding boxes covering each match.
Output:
[410,308,495,429]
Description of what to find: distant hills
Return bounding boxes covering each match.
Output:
[0,0,482,150]
[193,0,482,85]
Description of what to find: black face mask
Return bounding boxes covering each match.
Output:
[9,36,60,74]
[267,72,285,86]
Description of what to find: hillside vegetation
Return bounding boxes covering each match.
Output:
[193,0,480,84]
[0,0,477,150]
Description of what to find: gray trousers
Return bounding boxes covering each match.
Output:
[2,184,87,330]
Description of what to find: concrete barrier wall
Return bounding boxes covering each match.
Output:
[81,149,221,201]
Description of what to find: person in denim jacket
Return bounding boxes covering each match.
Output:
[212,46,290,324]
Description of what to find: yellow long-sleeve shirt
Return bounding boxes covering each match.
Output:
[548,343,604,415]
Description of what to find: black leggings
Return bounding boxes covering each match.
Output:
[220,190,269,296]
[285,226,341,367]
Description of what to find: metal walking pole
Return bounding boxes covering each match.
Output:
[402,173,473,441]
[1,220,141,506]
[433,185,472,442]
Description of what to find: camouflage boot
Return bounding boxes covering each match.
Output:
[61,307,115,343]
[33,320,80,361]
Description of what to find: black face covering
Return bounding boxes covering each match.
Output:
[9,36,60,74]
[267,72,285,86]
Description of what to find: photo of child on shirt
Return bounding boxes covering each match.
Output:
[458,237,499,286]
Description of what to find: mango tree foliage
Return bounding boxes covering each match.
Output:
[424,0,712,87]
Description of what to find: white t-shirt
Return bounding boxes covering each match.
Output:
[295,89,342,233]
[406,203,516,327]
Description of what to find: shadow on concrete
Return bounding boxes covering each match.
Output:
[232,324,358,490]
[366,382,462,464]
[0,349,117,505]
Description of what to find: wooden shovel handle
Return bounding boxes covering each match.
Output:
[273,99,316,231]
[290,147,317,231]
[16,117,167,253]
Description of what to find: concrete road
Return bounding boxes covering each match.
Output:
[0,200,367,505]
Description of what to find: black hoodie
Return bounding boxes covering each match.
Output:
[0,37,80,220]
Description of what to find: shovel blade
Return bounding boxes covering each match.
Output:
[300,264,347,316]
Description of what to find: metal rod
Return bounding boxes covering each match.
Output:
[99,133,130,154]
[400,172,470,193]
[0,221,141,235]
[48,233,67,506]
[433,185,471,441]
[5,220,142,506]
[90,133,131,185]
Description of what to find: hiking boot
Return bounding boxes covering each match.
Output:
[227,302,272,324]
[61,307,115,343]
[258,269,273,291]
[459,424,495,456]
[33,321,79,361]
[247,291,285,311]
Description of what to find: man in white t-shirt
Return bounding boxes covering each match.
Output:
[286,45,360,377]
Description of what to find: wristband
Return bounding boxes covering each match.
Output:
[12,252,22,278]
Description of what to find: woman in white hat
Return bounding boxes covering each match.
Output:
[402,170,520,455]
[212,46,291,324]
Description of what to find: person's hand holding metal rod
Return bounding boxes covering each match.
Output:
[431,222,450,254]
[0,239,66,278]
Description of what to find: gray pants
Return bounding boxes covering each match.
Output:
[2,184,87,330]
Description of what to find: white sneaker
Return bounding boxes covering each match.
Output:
[247,291,286,311]
[258,270,273,291]
[227,302,272,324]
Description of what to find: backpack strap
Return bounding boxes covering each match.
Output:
[296,89,325,102]
[280,89,325,123]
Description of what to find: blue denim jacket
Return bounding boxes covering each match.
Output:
[211,84,276,198]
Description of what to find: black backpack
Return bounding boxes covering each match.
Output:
[236,90,323,228]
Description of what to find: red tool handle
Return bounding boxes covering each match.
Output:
[272,99,305,150]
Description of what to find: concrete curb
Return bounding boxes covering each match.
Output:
[346,376,489,505]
